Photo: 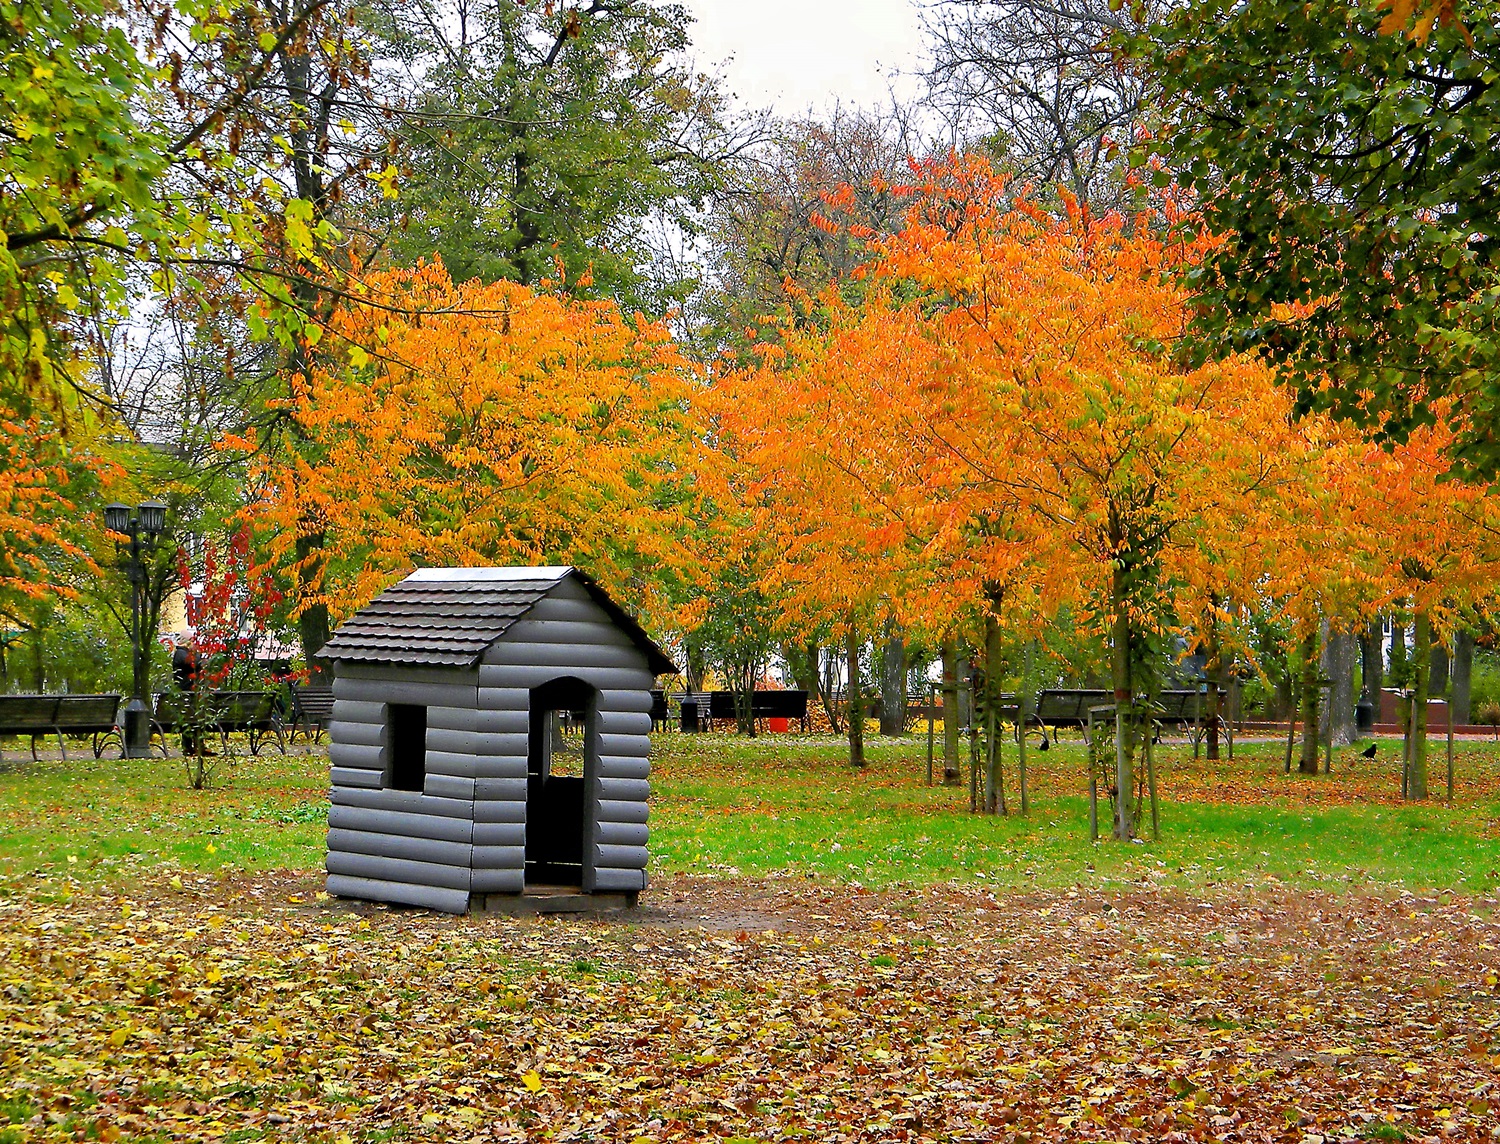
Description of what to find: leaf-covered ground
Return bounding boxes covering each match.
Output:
[4,734,1500,1141]
[3,869,1499,1142]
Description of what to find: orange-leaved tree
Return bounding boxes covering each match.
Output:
[1345,414,1500,798]
[710,284,957,767]
[860,156,1290,837]
[0,404,120,657]
[240,260,705,641]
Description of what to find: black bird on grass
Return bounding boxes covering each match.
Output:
[1360,742,1378,759]
[1037,735,1050,752]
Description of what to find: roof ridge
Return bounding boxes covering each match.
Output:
[315,566,676,676]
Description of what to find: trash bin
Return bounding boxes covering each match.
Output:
[680,698,700,733]
[1355,697,1375,732]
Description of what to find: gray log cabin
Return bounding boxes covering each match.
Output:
[317,566,675,913]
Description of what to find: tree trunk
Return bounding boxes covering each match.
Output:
[1360,617,1383,710]
[1429,639,1450,697]
[732,658,757,737]
[1298,629,1321,774]
[1322,628,1357,747]
[782,642,814,692]
[1453,629,1474,724]
[879,622,906,735]
[1409,610,1430,799]
[1274,670,1294,722]
[1111,566,1134,840]
[845,619,865,768]
[1390,620,1408,686]
[819,645,844,734]
[941,636,961,786]
[685,639,708,694]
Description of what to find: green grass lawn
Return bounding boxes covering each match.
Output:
[3,731,1499,896]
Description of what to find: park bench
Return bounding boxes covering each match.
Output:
[0,694,122,761]
[679,689,810,732]
[1067,689,1206,747]
[151,689,288,756]
[1031,689,1115,741]
[287,683,336,744]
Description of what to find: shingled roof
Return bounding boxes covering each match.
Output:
[316,566,676,674]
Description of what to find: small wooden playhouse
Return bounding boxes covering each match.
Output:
[317,566,675,913]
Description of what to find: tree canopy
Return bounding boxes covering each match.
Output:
[1144,0,1500,474]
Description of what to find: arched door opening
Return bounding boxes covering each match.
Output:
[525,676,597,888]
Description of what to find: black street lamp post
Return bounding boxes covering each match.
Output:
[104,501,168,757]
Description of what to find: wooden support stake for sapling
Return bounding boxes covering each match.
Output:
[1018,641,1033,816]
[925,683,935,787]
[1193,688,1203,764]
[1402,692,1413,800]
[984,701,997,815]
[969,729,979,813]
[967,683,979,813]
[1146,712,1159,841]
[994,703,1006,816]
[1447,696,1455,804]
[1284,677,1298,775]
[1089,774,1099,842]
[1227,675,1238,762]
[1327,677,1336,771]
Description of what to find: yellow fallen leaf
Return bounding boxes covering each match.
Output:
[108,1027,130,1048]
[521,1070,543,1093]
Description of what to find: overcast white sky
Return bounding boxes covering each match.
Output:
[682,0,925,116]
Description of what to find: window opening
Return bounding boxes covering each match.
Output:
[387,703,427,792]
[544,708,588,777]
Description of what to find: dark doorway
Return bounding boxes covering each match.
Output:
[526,677,597,887]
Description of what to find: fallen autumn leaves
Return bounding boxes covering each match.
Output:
[3,871,1498,1142]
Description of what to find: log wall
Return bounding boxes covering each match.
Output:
[325,574,655,912]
